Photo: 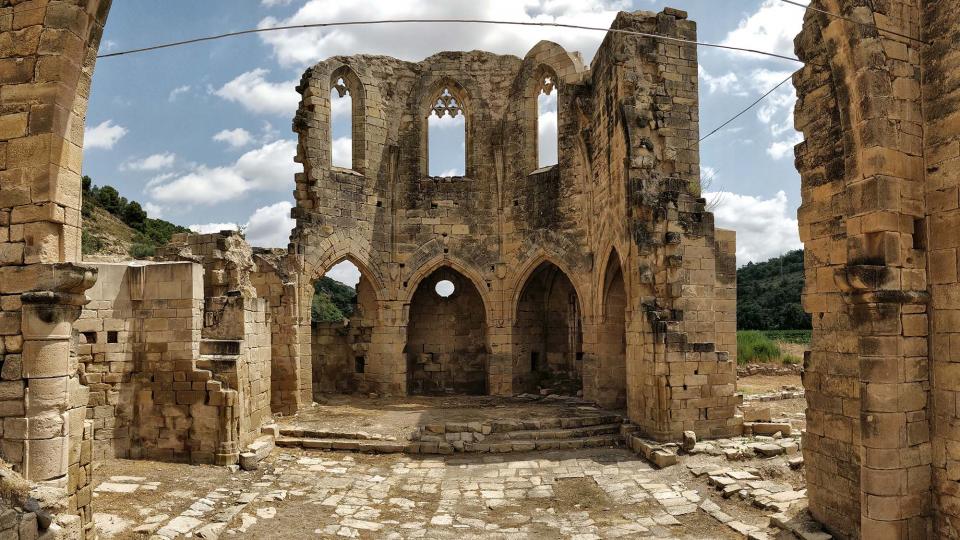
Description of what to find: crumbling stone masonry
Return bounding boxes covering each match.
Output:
[290,8,740,441]
[794,0,960,538]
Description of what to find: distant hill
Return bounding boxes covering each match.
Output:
[81,175,191,259]
[312,276,357,323]
[736,249,810,330]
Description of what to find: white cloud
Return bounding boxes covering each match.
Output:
[538,91,558,167]
[85,120,128,150]
[244,201,295,248]
[332,137,352,168]
[102,40,118,52]
[121,152,176,171]
[147,139,298,204]
[262,0,293,5]
[144,202,164,219]
[721,0,808,58]
[257,0,626,68]
[436,168,461,177]
[698,66,744,95]
[767,132,803,160]
[189,222,239,234]
[213,128,254,148]
[325,260,361,288]
[188,201,295,249]
[706,190,802,265]
[168,85,191,102]
[215,68,299,116]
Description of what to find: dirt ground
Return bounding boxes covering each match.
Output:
[737,373,802,395]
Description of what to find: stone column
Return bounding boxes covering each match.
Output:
[18,292,84,482]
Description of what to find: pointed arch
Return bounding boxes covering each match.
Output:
[402,255,491,321]
[511,256,585,395]
[594,244,627,317]
[304,245,386,305]
[420,76,472,177]
[405,264,490,395]
[510,252,586,317]
[329,64,366,173]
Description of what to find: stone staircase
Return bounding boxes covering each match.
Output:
[276,428,408,453]
[275,413,625,455]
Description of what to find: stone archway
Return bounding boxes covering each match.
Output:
[512,261,584,395]
[405,266,489,395]
[596,249,627,409]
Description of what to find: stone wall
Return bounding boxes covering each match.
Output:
[794,0,959,537]
[250,250,303,414]
[71,261,273,466]
[406,267,488,395]
[290,8,739,441]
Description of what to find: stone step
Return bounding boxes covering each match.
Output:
[490,423,622,441]
[486,414,622,433]
[277,428,391,441]
[417,434,622,454]
[277,434,622,455]
[276,437,408,453]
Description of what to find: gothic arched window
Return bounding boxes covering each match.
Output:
[330,76,352,169]
[427,87,466,177]
[537,69,558,168]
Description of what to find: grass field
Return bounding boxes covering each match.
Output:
[757,329,811,345]
[737,330,807,365]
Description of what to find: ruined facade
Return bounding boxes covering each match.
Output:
[290,7,740,441]
[0,2,747,536]
[794,0,960,538]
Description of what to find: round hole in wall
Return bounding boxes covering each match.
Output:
[435,280,455,297]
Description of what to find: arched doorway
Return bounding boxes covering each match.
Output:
[310,259,381,395]
[513,261,583,395]
[597,250,627,408]
[405,267,488,395]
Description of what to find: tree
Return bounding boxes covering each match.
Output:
[95,185,122,214]
[122,201,147,229]
[82,175,92,192]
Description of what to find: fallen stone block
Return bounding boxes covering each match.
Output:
[681,431,696,452]
[755,444,786,457]
[750,422,792,436]
[651,449,677,468]
[742,406,771,422]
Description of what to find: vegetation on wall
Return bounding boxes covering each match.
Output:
[81,175,190,258]
[311,276,357,323]
[736,249,810,330]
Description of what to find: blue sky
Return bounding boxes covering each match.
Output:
[84,0,808,284]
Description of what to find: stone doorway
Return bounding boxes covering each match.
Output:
[405,266,489,395]
[310,260,378,395]
[513,261,584,395]
[596,251,627,408]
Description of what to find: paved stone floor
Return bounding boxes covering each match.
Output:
[90,447,789,539]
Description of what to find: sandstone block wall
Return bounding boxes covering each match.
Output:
[289,8,739,440]
[794,0,959,537]
[1,2,111,535]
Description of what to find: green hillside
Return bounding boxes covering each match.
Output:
[312,276,357,323]
[736,249,810,330]
[81,176,191,259]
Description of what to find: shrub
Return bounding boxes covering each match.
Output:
[81,230,103,255]
[737,331,782,364]
[129,243,156,259]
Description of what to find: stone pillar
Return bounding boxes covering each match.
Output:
[18,293,82,481]
[794,1,931,537]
